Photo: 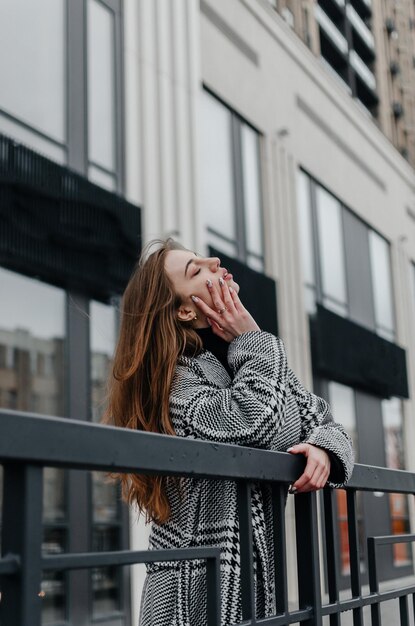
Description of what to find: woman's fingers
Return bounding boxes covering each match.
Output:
[191,294,226,329]
[206,279,227,315]
[288,443,330,494]
[219,277,236,313]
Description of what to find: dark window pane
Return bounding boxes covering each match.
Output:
[92,526,120,615]
[41,527,67,623]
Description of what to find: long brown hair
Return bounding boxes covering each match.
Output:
[102,238,202,523]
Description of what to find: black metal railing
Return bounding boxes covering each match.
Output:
[0,409,414,625]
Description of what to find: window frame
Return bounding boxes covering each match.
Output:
[202,86,265,270]
[298,168,396,340]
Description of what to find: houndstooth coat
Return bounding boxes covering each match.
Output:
[139,331,354,626]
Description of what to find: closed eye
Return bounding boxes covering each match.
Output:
[193,268,201,277]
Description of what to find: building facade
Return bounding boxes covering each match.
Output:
[1,1,415,624]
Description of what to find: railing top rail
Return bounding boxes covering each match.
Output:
[0,410,414,493]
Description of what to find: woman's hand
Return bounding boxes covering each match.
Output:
[287,443,331,494]
[191,277,260,342]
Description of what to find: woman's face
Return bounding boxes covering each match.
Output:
[164,249,240,327]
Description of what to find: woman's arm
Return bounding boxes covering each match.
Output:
[170,331,288,447]
[287,367,355,488]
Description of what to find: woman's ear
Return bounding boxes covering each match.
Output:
[177,305,197,323]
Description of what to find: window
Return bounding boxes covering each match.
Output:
[369,230,395,341]
[87,0,117,190]
[0,0,66,145]
[315,185,348,316]
[297,170,396,342]
[0,267,67,623]
[297,170,317,313]
[90,300,123,616]
[0,0,123,185]
[327,381,364,577]
[200,90,264,270]
[381,398,411,567]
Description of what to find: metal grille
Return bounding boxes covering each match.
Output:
[0,410,414,625]
[0,134,141,302]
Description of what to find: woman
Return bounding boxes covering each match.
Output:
[104,238,354,626]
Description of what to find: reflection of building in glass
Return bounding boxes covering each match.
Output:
[91,350,113,423]
[0,328,65,416]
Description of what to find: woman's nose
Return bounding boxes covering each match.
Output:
[208,257,221,272]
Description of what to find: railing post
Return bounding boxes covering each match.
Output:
[0,464,43,626]
[295,492,322,626]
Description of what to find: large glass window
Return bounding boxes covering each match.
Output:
[297,170,396,344]
[90,300,122,616]
[315,186,348,316]
[328,381,364,577]
[0,0,66,142]
[87,0,117,184]
[200,90,264,269]
[368,230,395,341]
[381,398,411,567]
[0,267,67,624]
[241,123,264,271]
[296,170,317,313]
[200,91,236,255]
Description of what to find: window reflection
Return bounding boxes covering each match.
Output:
[381,398,411,567]
[328,381,365,576]
[315,186,348,316]
[90,299,122,616]
[0,267,67,624]
[296,169,317,313]
[241,123,264,269]
[369,231,395,341]
[201,91,236,244]
[0,0,66,142]
[87,0,116,172]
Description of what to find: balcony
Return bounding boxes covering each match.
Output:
[346,3,375,62]
[0,410,414,625]
[315,4,348,55]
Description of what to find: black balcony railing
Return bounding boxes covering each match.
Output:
[0,409,414,625]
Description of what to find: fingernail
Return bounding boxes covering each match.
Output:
[206,317,212,326]
[206,279,212,288]
[229,286,233,292]
[288,486,297,494]
[191,295,199,302]
[287,447,294,452]
[219,277,224,286]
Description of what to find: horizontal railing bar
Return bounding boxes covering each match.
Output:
[256,608,313,623]
[0,553,21,574]
[371,533,415,546]
[321,584,415,613]
[1,411,414,492]
[40,547,221,571]
[346,464,415,494]
[0,410,305,483]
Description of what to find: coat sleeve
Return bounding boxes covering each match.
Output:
[169,330,288,448]
[287,367,355,488]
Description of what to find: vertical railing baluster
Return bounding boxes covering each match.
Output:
[295,492,322,626]
[272,484,288,616]
[237,481,256,622]
[323,489,340,626]
[0,464,43,626]
[399,595,409,626]
[346,490,363,626]
[367,537,381,626]
[206,552,221,626]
